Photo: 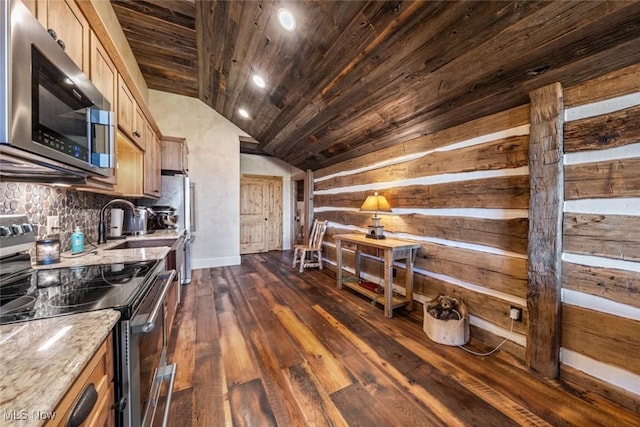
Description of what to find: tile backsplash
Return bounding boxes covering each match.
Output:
[0,182,123,251]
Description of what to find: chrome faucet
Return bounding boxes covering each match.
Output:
[98,199,137,244]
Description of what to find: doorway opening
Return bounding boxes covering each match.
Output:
[290,170,313,249]
[293,178,304,244]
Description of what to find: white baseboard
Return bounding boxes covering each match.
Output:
[192,256,241,269]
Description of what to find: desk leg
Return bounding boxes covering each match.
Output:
[336,240,343,290]
[354,245,361,280]
[405,250,415,311]
[384,249,393,318]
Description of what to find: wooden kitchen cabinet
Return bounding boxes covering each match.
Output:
[133,105,146,150]
[117,76,146,151]
[117,76,135,140]
[46,332,114,427]
[161,136,189,173]
[115,133,144,197]
[36,0,90,72]
[85,30,118,189]
[89,31,117,110]
[143,126,162,198]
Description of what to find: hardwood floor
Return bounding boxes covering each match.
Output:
[165,251,639,426]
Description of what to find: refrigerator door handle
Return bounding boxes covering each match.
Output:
[189,182,196,233]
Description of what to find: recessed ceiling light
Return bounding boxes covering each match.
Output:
[252,74,266,88]
[238,108,250,119]
[278,8,296,32]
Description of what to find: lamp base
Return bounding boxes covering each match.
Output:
[366,225,386,239]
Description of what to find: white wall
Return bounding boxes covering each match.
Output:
[148,90,246,268]
[240,154,303,250]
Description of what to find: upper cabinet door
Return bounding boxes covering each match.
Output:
[118,75,135,137]
[133,104,146,150]
[143,124,161,198]
[87,31,117,187]
[89,31,117,111]
[160,137,188,173]
[40,0,90,72]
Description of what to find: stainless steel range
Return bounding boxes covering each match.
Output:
[0,214,177,427]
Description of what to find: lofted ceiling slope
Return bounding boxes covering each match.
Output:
[111,0,640,171]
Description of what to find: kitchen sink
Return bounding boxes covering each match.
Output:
[106,238,177,250]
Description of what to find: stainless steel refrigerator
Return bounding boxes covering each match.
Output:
[155,174,196,284]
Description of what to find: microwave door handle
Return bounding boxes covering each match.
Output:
[89,109,116,168]
[108,111,115,168]
[132,270,176,335]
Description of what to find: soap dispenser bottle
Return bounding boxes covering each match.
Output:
[71,226,85,253]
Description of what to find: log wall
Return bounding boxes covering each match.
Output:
[313,63,640,413]
[561,64,640,413]
[314,105,532,358]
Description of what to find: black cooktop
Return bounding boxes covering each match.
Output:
[0,259,160,324]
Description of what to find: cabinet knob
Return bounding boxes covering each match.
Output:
[57,39,66,51]
[47,28,57,40]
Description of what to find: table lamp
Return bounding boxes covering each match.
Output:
[360,192,392,239]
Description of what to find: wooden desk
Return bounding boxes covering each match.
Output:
[335,233,421,318]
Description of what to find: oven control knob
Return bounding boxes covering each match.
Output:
[21,223,34,234]
[10,224,23,235]
[0,225,11,237]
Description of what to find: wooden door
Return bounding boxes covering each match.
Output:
[240,175,283,254]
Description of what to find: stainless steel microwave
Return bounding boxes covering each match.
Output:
[0,0,114,181]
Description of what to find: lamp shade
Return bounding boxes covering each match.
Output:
[360,192,392,213]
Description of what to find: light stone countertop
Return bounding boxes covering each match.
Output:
[0,310,121,426]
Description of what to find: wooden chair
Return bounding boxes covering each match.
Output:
[292,219,328,273]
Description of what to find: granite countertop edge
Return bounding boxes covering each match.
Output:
[0,309,121,426]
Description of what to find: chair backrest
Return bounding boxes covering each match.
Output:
[308,219,327,249]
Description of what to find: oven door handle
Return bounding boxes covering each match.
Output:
[132,269,176,335]
[160,363,177,427]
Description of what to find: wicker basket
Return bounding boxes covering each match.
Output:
[423,298,469,346]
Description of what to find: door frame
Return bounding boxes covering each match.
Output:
[290,169,313,248]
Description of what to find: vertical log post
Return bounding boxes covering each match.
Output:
[304,169,314,244]
[527,83,564,378]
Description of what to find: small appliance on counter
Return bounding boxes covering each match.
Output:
[110,208,124,238]
[151,206,178,229]
[123,206,157,235]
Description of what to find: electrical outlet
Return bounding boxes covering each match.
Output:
[46,216,60,236]
[509,306,522,321]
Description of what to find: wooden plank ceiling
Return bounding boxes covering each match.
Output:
[111,0,640,171]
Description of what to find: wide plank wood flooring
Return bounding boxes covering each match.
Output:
[165,251,640,426]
